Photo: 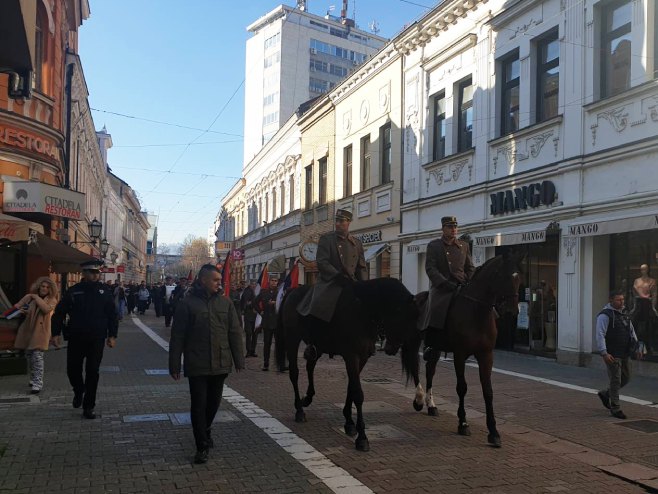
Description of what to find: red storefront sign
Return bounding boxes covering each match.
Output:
[231,249,244,260]
[116,265,125,273]
[100,267,115,273]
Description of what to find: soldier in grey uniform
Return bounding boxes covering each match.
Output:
[419,216,475,361]
[297,209,368,360]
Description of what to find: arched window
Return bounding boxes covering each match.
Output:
[34,1,52,95]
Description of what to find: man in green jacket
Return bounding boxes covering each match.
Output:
[169,264,245,465]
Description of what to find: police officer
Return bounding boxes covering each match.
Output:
[52,260,118,419]
[419,216,475,361]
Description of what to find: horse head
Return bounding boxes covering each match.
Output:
[466,253,523,316]
[496,251,524,316]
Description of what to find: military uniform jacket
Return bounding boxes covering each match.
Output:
[419,238,475,330]
[169,285,245,377]
[52,281,119,340]
[297,231,368,322]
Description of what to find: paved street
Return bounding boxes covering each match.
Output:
[1,309,658,493]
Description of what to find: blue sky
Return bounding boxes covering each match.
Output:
[79,0,431,246]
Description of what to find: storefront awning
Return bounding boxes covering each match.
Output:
[28,233,97,273]
[564,212,658,237]
[404,238,432,255]
[364,243,390,262]
[472,221,553,247]
[0,213,43,242]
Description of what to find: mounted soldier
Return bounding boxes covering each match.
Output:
[297,208,368,360]
[419,216,475,361]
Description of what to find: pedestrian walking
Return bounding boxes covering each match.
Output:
[168,264,244,465]
[161,276,176,327]
[137,281,150,315]
[240,280,258,357]
[12,277,59,394]
[255,276,279,371]
[52,260,118,419]
[152,282,162,317]
[596,290,643,419]
[113,281,127,320]
[126,282,137,315]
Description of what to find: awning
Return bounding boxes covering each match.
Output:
[0,213,44,242]
[564,212,658,237]
[472,221,552,247]
[364,243,390,262]
[404,238,432,255]
[28,233,97,273]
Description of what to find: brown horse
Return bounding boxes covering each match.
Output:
[404,254,521,447]
[275,278,420,452]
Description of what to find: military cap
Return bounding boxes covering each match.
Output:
[335,208,353,221]
[81,259,104,271]
[441,216,458,227]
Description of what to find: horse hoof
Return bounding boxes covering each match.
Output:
[344,424,357,437]
[458,424,471,436]
[427,407,439,417]
[412,401,423,412]
[355,438,370,452]
[488,434,502,448]
[301,396,313,407]
[295,411,306,423]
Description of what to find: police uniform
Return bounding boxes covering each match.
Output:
[52,260,118,417]
[297,209,368,322]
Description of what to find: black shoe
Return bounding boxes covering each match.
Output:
[30,389,41,395]
[597,391,611,410]
[194,448,209,464]
[250,353,258,358]
[611,410,627,419]
[82,409,96,419]
[261,365,269,371]
[72,392,83,409]
[278,366,289,373]
[304,344,318,361]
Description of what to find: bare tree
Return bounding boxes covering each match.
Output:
[180,235,214,273]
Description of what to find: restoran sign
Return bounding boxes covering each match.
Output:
[0,124,60,162]
[3,181,86,220]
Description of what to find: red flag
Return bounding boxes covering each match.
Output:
[221,251,231,296]
[187,269,193,282]
[254,264,269,297]
[289,260,299,289]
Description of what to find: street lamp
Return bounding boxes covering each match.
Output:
[100,238,110,257]
[89,218,102,241]
[110,251,118,264]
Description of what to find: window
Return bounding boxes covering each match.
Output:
[309,77,328,94]
[305,165,313,209]
[265,193,269,223]
[537,30,560,122]
[360,135,371,190]
[258,198,262,225]
[500,51,520,135]
[380,123,391,184]
[457,77,474,152]
[310,59,328,73]
[272,188,276,220]
[601,0,632,98]
[432,92,447,161]
[289,174,295,211]
[343,145,353,196]
[330,64,348,77]
[263,92,279,106]
[319,157,327,205]
[264,32,281,50]
[263,111,279,126]
[264,52,280,68]
[310,39,366,63]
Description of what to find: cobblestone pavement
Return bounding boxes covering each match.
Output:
[1,309,657,493]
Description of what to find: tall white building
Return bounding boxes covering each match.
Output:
[243,4,387,163]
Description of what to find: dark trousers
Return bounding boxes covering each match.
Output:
[601,357,631,412]
[244,319,257,355]
[262,327,275,367]
[164,304,173,327]
[137,300,148,314]
[154,300,162,317]
[188,374,227,450]
[66,337,105,410]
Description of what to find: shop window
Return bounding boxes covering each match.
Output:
[500,51,520,135]
[610,230,658,361]
[343,144,352,196]
[601,0,632,98]
[457,77,474,152]
[432,92,447,161]
[374,249,391,278]
[304,165,313,210]
[536,29,560,123]
[318,157,327,205]
[380,123,391,184]
[360,134,371,190]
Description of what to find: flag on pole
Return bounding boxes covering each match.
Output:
[254,263,269,297]
[187,269,193,282]
[276,260,299,313]
[221,250,231,296]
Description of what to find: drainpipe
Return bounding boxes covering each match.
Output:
[60,60,74,296]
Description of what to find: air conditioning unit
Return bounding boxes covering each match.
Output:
[310,48,318,54]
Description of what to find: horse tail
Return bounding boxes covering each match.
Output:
[400,331,422,385]
[275,289,290,371]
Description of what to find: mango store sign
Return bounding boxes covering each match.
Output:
[3,181,86,220]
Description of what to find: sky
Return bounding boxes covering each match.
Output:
[78,0,432,247]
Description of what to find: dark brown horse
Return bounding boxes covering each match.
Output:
[275,278,420,452]
[405,254,521,447]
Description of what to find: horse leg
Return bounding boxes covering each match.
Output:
[425,357,439,416]
[345,355,369,452]
[413,382,425,412]
[289,339,306,423]
[301,354,317,408]
[477,351,501,448]
[454,353,471,436]
[343,394,356,437]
